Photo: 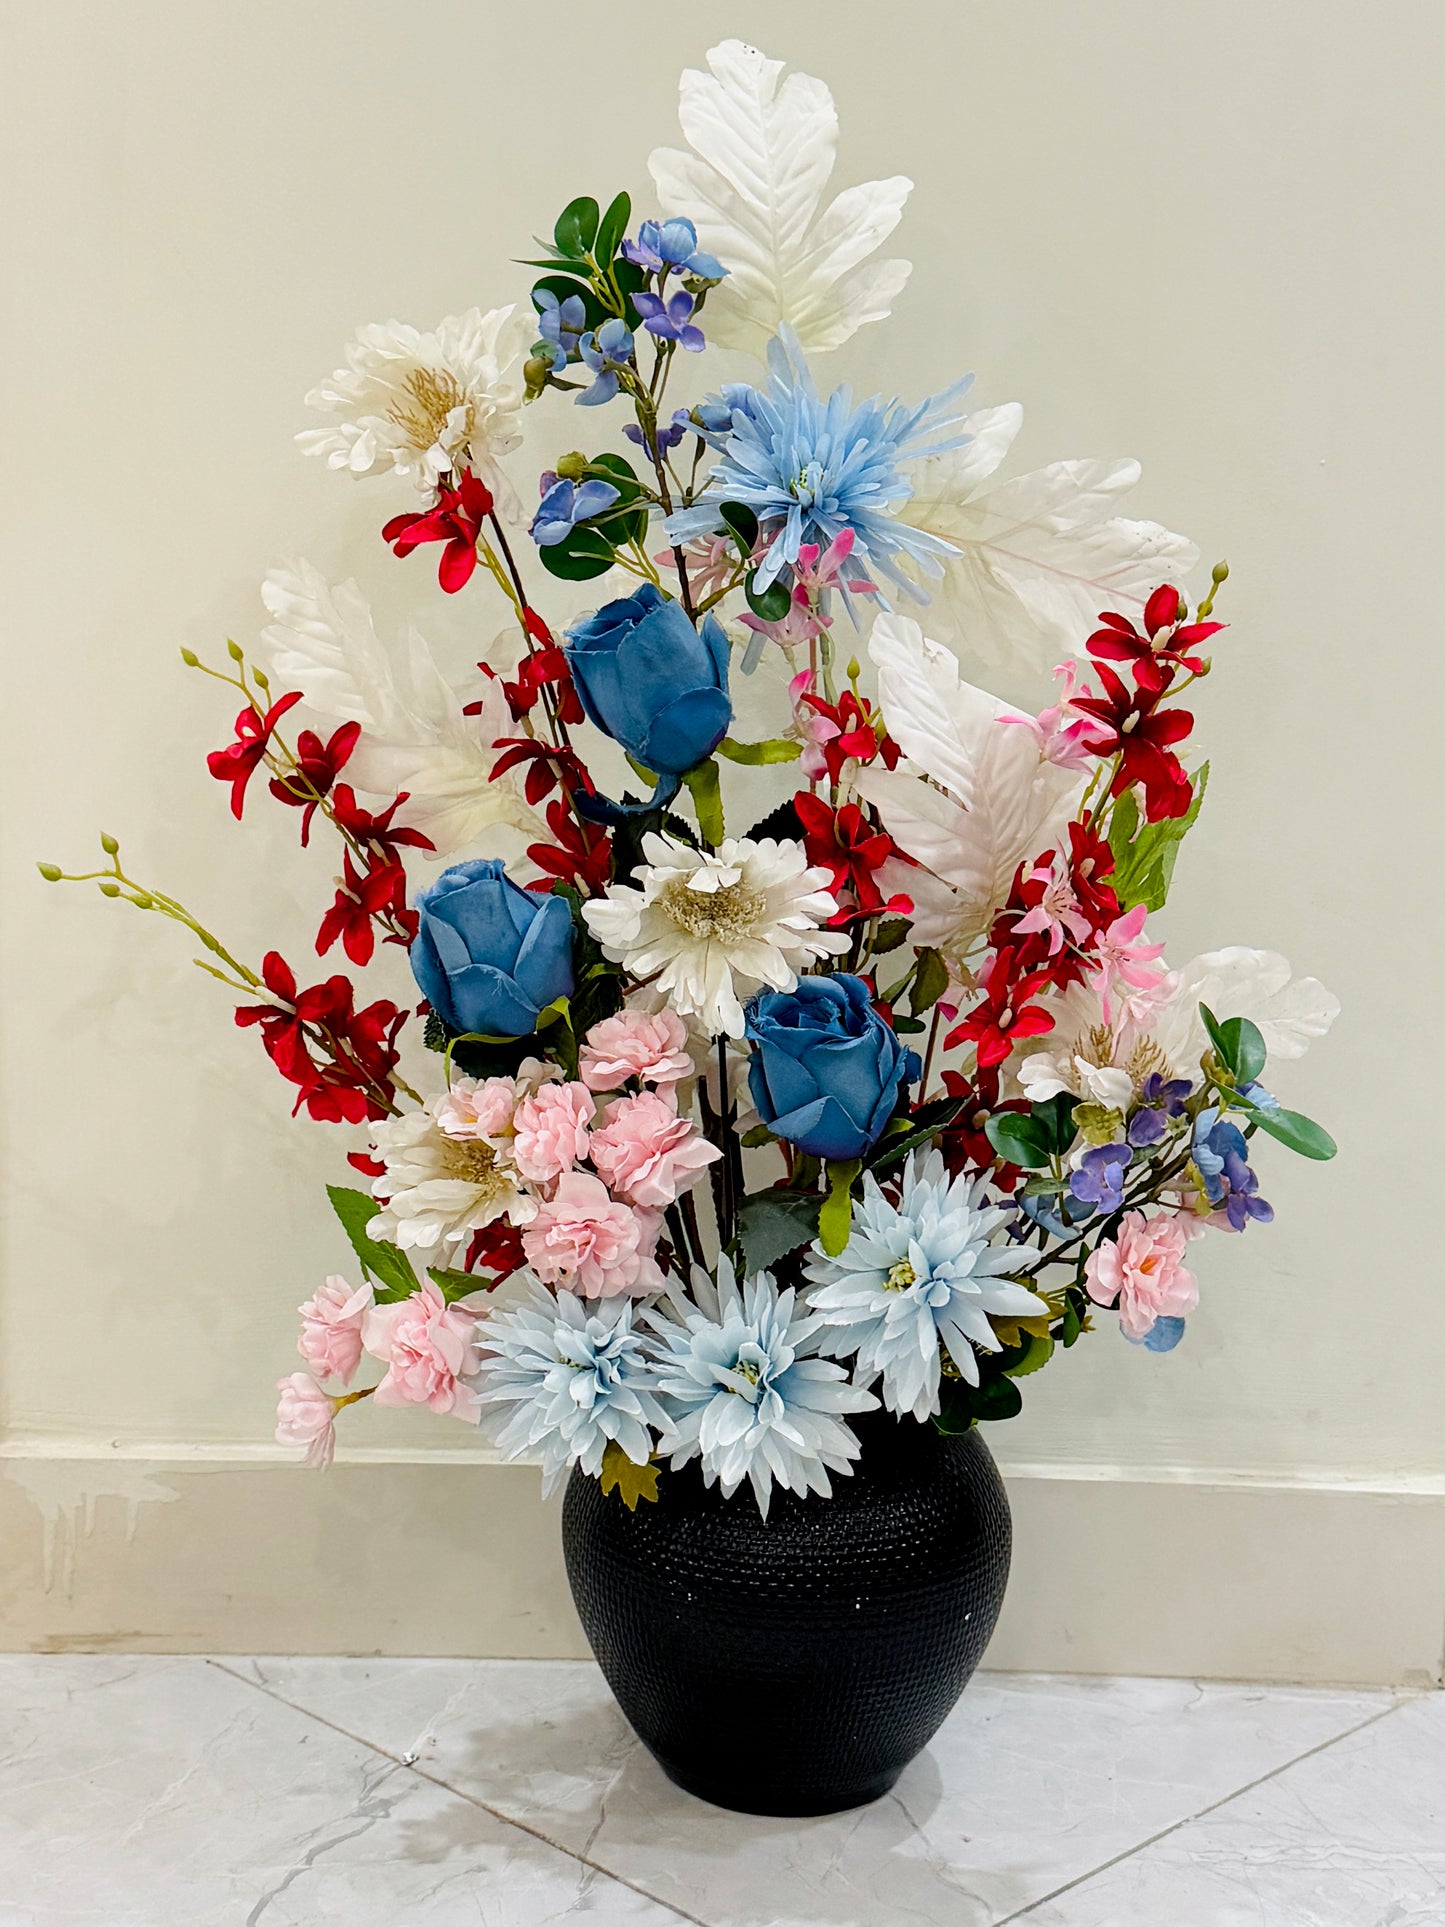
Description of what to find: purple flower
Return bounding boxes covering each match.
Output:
[1069,1143,1132,1215]
[534,290,586,371]
[576,319,635,407]
[623,408,691,456]
[1127,1107,1168,1148]
[633,289,706,352]
[529,477,621,548]
[1141,1073,1192,1115]
[1192,1109,1273,1231]
[1219,1150,1274,1230]
[621,218,726,282]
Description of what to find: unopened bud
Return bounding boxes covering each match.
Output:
[36,862,62,882]
[1211,559,1230,583]
[180,646,200,668]
[555,450,589,480]
[100,832,120,855]
[252,666,270,689]
[846,657,862,685]
[99,881,120,897]
[226,639,244,663]
[130,894,153,909]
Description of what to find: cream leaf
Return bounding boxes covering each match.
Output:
[257,561,541,856]
[648,40,912,357]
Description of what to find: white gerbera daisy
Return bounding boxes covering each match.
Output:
[368,1090,537,1255]
[646,1259,877,1518]
[581,832,848,1038]
[297,305,528,508]
[474,1275,668,1495]
[805,1150,1051,1419]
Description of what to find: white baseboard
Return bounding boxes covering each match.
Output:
[3,1447,1442,1687]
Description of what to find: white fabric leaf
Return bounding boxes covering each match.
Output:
[648,40,912,357]
[901,410,1198,669]
[1157,949,1341,1066]
[258,561,541,856]
[855,616,1083,949]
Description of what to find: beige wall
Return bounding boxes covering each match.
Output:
[4,0,1442,1678]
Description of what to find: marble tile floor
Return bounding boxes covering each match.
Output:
[3,1655,1440,1926]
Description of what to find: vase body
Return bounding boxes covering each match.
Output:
[561,1412,1011,1816]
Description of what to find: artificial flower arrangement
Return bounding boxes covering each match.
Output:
[43,40,1339,1519]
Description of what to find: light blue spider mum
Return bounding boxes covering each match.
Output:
[664,326,973,599]
[474,1274,668,1495]
[805,1151,1051,1421]
[646,1257,877,1518]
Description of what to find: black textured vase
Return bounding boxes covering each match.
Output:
[562,1411,1011,1816]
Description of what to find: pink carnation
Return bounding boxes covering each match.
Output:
[362,1279,482,1421]
[589,1090,721,1208]
[1085,1210,1199,1340]
[275,1372,338,1468]
[510,1080,595,1184]
[296,1274,372,1386]
[579,1008,694,1092]
[434,1074,519,1141]
[522,1171,664,1298]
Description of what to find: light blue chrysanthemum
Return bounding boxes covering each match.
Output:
[664,327,973,597]
[474,1275,667,1494]
[804,1151,1051,1421]
[646,1258,876,1517]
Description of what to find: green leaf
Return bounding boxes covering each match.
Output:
[909,947,950,1018]
[716,736,802,766]
[891,1014,926,1034]
[426,1267,488,1303]
[864,1096,965,1176]
[325,1185,418,1302]
[719,500,759,558]
[587,451,644,496]
[599,1440,659,1509]
[682,759,725,846]
[553,195,600,259]
[984,1112,1053,1170]
[1060,1294,1084,1347]
[744,569,791,623]
[538,527,618,581]
[1032,1091,1081,1156]
[1199,1004,1267,1085]
[531,273,609,332]
[737,1190,822,1271]
[1003,1331,1055,1378]
[1108,763,1209,911]
[818,1159,861,1256]
[740,1123,776,1148]
[1244,1105,1338,1160]
[593,190,632,265]
[871,917,909,955]
[934,1373,1024,1433]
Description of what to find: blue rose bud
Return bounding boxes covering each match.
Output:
[563,583,731,778]
[744,974,919,1162]
[410,859,574,1038]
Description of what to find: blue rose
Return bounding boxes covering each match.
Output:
[410,859,574,1038]
[744,974,919,1162]
[564,583,731,777]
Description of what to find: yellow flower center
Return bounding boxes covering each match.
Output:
[388,366,471,453]
[660,878,766,945]
[440,1137,507,1202]
[885,1260,917,1292]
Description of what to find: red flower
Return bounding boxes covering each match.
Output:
[462,1218,527,1280]
[1070,662,1195,822]
[945,953,1056,1068]
[797,688,900,786]
[207,692,302,819]
[526,799,612,895]
[1065,821,1122,929]
[484,642,585,726]
[1087,586,1223,692]
[382,469,495,593]
[490,739,594,806]
[938,1068,1028,1191]
[267,721,362,845]
[793,791,911,924]
[235,952,403,1123]
[316,852,410,966]
[330,786,435,860]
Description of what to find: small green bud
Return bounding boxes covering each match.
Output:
[36,862,62,882]
[179,646,200,668]
[1211,559,1230,583]
[252,666,270,689]
[846,657,862,686]
[555,450,589,481]
[523,355,551,401]
[100,832,120,856]
[99,881,121,897]
[226,639,244,663]
[130,894,153,910]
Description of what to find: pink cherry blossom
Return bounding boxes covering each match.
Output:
[522,1171,665,1298]
[296,1274,372,1386]
[510,1080,595,1184]
[1003,660,1097,771]
[579,1008,694,1092]
[588,1089,721,1208]
[362,1279,482,1421]
[1084,1210,1199,1340]
[1090,904,1169,1025]
[1012,853,1093,956]
[789,668,838,780]
[275,1372,339,1467]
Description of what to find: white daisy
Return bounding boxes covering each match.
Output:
[581,832,848,1038]
[297,305,528,508]
[805,1150,1051,1420]
[647,1259,877,1518]
[368,1090,537,1256]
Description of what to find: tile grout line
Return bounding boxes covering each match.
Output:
[988,1692,1424,1924]
[206,1659,710,1927]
